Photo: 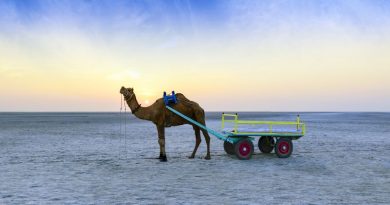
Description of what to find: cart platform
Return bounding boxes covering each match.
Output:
[221,113,305,139]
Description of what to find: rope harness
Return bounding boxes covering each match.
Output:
[120,95,127,159]
[124,92,141,114]
[120,91,141,159]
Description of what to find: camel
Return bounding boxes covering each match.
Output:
[119,86,211,162]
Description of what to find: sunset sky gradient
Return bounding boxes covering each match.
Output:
[1,0,389,111]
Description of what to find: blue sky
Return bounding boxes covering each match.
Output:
[4,0,389,36]
[3,0,390,45]
[1,0,390,111]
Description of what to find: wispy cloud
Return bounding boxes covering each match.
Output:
[0,68,24,79]
[107,70,141,81]
[224,0,390,40]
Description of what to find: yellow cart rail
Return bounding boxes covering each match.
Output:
[221,113,306,138]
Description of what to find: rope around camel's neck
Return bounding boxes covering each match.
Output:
[124,93,151,120]
[124,93,139,112]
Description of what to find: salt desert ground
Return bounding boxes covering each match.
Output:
[1,112,389,204]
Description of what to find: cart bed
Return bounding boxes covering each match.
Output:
[221,113,305,139]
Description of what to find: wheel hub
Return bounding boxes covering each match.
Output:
[278,141,290,155]
[239,143,251,156]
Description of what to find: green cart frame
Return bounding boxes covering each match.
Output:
[221,113,305,159]
[166,106,306,160]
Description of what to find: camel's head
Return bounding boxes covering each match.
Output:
[120,86,134,98]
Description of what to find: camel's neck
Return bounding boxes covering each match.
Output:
[124,94,152,121]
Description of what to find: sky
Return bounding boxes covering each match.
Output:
[0,0,389,112]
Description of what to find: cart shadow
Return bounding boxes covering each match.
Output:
[217,152,279,161]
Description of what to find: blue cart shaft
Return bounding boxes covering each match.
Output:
[165,106,236,144]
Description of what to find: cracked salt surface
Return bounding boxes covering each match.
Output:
[0,112,389,204]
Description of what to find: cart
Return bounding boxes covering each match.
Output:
[164,91,306,160]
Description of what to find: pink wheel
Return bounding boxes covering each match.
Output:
[234,138,254,160]
[275,138,293,158]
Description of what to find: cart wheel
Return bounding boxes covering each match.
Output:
[275,138,293,158]
[258,136,275,153]
[234,138,254,160]
[223,141,234,155]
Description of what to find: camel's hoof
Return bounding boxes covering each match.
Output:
[159,156,167,162]
[205,156,211,160]
[188,155,195,159]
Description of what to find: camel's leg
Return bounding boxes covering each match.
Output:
[195,113,211,160]
[157,125,167,162]
[189,125,201,159]
[201,129,211,160]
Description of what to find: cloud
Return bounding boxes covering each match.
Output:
[0,68,24,79]
[107,70,141,81]
[224,0,390,40]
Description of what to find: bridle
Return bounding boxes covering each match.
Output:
[124,92,141,114]
[131,103,141,114]
[124,92,134,101]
